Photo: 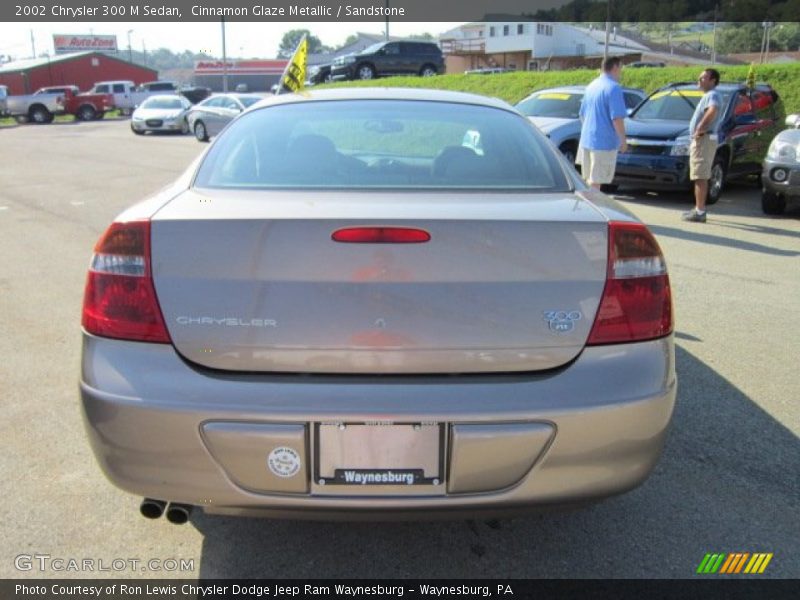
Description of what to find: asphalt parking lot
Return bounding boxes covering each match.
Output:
[0,119,798,579]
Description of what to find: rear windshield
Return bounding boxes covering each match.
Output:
[36,88,71,95]
[238,96,262,108]
[635,89,732,121]
[516,92,583,119]
[142,97,184,109]
[194,100,570,191]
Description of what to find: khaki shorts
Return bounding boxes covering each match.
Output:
[689,135,719,181]
[576,148,618,185]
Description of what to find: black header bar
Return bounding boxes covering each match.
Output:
[3,579,799,600]
[2,0,797,23]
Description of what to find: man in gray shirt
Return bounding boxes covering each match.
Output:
[683,68,722,223]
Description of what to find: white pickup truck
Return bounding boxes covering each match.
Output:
[88,80,178,115]
[2,88,66,123]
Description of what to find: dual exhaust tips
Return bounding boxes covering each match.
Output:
[140,498,192,524]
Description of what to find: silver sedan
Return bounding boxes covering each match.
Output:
[130,95,192,135]
[515,86,646,163]
[185,93,263,142]
[80,88,676,524]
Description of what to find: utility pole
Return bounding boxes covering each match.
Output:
[127,29,133,63]
[765,23,774,64]
[603,1,611,62]
[711,5,718,64]
[30,30,36,58]
[142,40,147,67]
[385,1,390,41]
[221,17,228,92]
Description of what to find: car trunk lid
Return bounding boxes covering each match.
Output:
[151,189,609,374]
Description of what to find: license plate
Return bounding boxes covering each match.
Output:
[315,423,443,486]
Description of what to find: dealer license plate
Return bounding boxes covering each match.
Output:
[315,422,443,486]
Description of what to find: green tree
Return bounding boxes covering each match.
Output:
[772,0,800,22]
[278,30,330,57]
[771,22,800,51]
[724,0,773,21]
[716,23,763,54]
[342,34,359,47]
[123,47,213,73]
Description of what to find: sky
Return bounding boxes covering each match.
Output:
[0,22,466,60]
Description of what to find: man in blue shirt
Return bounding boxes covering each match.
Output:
[682,68,722,223]
[577,56,628,189]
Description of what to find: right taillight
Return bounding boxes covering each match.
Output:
[587,221,673,345]
[81,220,171,343]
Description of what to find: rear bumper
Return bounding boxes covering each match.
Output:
[80,334,676,519]
[613,153,690,190]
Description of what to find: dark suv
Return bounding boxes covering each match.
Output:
[614,82,784,204]
[331,41,444,81]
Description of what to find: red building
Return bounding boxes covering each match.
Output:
[0,51,158,94]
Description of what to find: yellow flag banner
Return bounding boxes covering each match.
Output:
[746,63,756,89]
[277,35,308,94]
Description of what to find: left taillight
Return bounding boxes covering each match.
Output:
[81,220,171,343]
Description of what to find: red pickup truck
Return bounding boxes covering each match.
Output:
[34,86,115,121]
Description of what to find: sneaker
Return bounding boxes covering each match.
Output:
[681,209,707,223]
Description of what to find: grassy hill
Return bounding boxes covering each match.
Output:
[643,28,716,48]
[321,63,800,114]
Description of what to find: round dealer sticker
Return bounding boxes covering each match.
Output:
[267,447,301,478]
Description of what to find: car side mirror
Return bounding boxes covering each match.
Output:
[626,108,634,116]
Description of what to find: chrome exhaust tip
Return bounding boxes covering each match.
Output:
[165,503,193,525]
[140,498,167,519]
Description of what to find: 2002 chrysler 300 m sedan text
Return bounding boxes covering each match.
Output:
[79,89,676,523]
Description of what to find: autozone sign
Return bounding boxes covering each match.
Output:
[53,35,118,54]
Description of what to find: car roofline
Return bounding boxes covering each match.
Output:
[247,88,516,114]
[141,94,187,101]
[654,81,774,93]
[518,85,644,103]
